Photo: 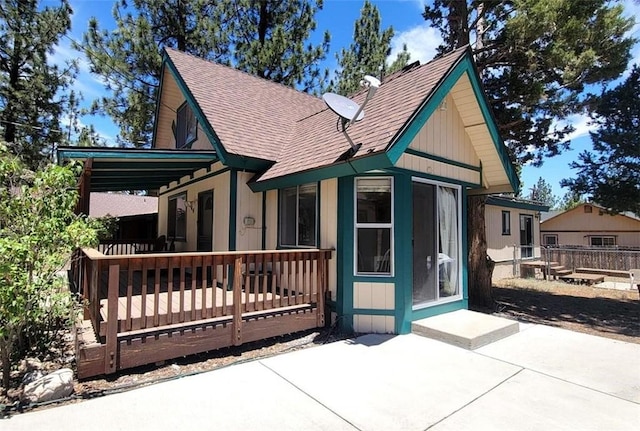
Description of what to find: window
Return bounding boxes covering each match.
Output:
[543,234,558,246]
[501,211,511,235]
[168,193,187,240]
[355,177,393,275]
[176,102,197,148]
[584,205,592,213]
[590,236,616,246]
[279,184,317,247]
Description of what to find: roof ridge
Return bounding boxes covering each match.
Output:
[164,47,322,104]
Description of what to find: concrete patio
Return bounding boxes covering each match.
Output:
[2,322,639,430]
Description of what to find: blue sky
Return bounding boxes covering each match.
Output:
[51,0,640,200]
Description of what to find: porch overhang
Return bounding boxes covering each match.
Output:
[57,147,218,191]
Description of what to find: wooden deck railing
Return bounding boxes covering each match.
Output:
[71,248,332,377]
[97,239,158,255]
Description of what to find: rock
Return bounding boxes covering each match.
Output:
[22,368,74,404]
[18,358,43,374]
[22,370,45,386]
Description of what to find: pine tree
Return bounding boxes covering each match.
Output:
[528,177,558,209]
[561,65,640,214]
[332,0,410,96]
[78,0,233,147]
[0,0,77,169]
[231,0,330,93]
[422,0,633,307]
[557,190,585,211]
[79,0,330,146]
[423,0,634,165]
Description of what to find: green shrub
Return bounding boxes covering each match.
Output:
[0,143,102,393]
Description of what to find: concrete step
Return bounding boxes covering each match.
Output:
[552,269,573,276]
[411,309,519,350]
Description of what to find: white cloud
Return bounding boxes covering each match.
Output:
[563,114,594,142]
[388,24,442,65]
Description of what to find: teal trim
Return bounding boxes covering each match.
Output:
[352,309,396,316]
[261,192,267,250]
[464,65,520,193]
[352,276,396,283]
[405,148,481,172]
[57,147,217,161]
[389,167,481,189]
[385,51,519,194]
[57,146,218,192]
[225,154,273,172]
[395,172,412,334]
[176,101,198,149]
[229,169,238,251]
[461,187,469,300]
[276,182,321,248]
[90,161,213,171]
[336,176,354,333]
[316,181,321,248]
[249,152,392,193]
[158,167,230,196]
[163,52,273,172]
[411,299,467,321]
[163,52,228,163]
[387,54,468,163]
[151,62,166,149]
[486,196,549,212]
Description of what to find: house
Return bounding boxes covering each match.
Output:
[89,192,158,243]
[485,196,549,280]
[541,203,640,247]
[58,46,518,377]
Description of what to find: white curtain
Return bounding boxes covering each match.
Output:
[438,187,458,296]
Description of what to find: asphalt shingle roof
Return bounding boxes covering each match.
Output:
[164,46,468,182]
[165,48,325,162]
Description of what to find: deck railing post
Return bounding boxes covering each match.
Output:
[90,259,99,330]
[232,256,243,346]
[316,251,326,327]
[105,263,120,375]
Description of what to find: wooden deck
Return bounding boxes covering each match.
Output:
[70,248,332,379]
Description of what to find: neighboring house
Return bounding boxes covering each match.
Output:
[541,203,640,247]
[58,45,518,335]
[485,195,549,280]
[89,192,158,241]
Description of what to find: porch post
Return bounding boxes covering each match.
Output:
[105,262,120,375]
[232,257,243,346]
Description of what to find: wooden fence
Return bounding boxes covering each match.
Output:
[541,246,640,272]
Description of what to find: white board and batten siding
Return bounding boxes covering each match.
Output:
[396,93,481,185]
[264,179,339,302]
[154,66,212,151]
[158,162,230,252]
[352,282,395,333]
[236,172,264,251]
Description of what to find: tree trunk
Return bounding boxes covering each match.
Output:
[467,195,495,309]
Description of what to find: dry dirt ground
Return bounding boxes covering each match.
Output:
[2,277,638,414]
[491,277,639,344]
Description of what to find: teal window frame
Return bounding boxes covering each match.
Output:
[278,183,318,248]
[167,192,187,241]
[176,102,197,148]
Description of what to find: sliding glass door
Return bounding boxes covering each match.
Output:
[412,179,461,308]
